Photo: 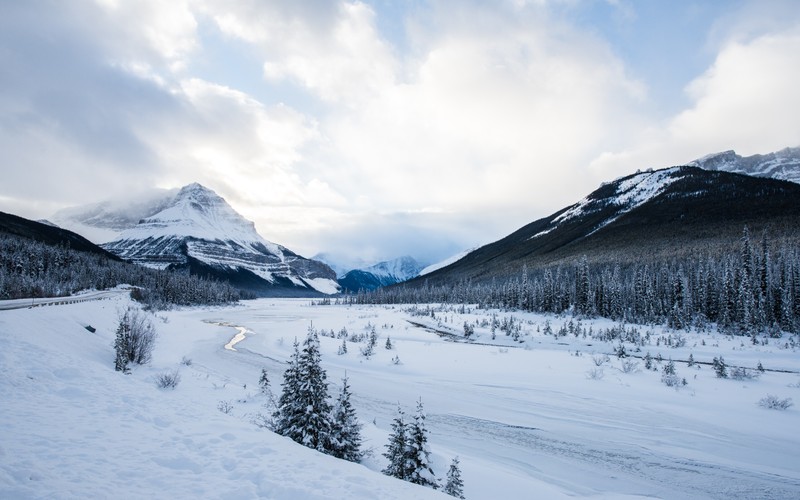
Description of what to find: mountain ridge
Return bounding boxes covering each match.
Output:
[689,146,800,184]
[410,165,800,286]
[337,256,425,292]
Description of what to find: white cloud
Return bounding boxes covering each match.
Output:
[324,4,647,220]
[3,0,799,265]
[201,0,397,104]
[590,25,800,177]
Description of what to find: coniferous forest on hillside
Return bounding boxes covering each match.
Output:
[357,227,800,336]
[0,233,242,308]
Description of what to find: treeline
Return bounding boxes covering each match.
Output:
[0,233,242,308]
[355,228,800,335]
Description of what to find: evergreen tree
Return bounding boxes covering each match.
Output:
[259,368,270,396]
[295,328,333,452]
[444,457,465,499]
[406,399,437,489]
[643,351,653,370]
[338,337,348,355]
[385,336,393,349]
[575,256,591,316]
[712,356,728,378]
[273,340,302,440]
[383,405,409,480]
[329,375,363,462]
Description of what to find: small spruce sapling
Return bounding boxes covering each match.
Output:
[643,352,653,370]
[444,457,465,499]
[713,356,728,378]
[259,368,270,396]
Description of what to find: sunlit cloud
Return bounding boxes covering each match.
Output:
[1,0,798,265]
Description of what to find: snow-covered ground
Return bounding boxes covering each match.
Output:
[2,296,799,499]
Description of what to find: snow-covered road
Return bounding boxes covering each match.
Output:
[0,289,129,311]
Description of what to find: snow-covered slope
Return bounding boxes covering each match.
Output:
[101,183,338,295]
[4,296,799,498]
[688,147,800,184]
[530,167,686,240]
[0,296,445,499]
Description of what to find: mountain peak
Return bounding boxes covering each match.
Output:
[688,146,800,184]
[128,183,263,245]
[177,182,216,199]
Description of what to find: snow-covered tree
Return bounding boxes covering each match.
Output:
[383,405,409,480]
[444,457,465,499]
[406,399,437,489]
[712,356,728,378]
[328,375,363,462]
[295,328,333,452]
[274,330,335,453]
[273,340,302,440]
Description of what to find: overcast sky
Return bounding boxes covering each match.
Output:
[1,0,799,266]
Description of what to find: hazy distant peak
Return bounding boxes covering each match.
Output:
[688,147,800,184]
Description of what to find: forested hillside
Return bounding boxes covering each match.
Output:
[0,212,242,308]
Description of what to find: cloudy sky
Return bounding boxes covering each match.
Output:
[1,0,799,266]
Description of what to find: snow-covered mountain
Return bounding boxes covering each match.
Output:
[412,164,800,285]
[419,248,476,276]
[312,253,370,279]
[527,166,688,242]
[100,183,338,296]
[688,147,800,184]
[337,256,426,292]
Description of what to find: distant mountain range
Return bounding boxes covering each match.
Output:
[337,256,426,292]
[688,147,800,185]
[55,183,338,296]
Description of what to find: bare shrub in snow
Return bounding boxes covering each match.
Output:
[180,356,192,366]
[586,368,604,380]
[730,367,760,381]
[621,360,640,374]
[661,359,683,387]
[758,395,793,410]
[217,400,234,414]
[592,354,609,366]
[114,306,157,372]
[155,370,181,389]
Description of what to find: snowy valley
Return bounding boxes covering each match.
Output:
[2,295,799,499]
